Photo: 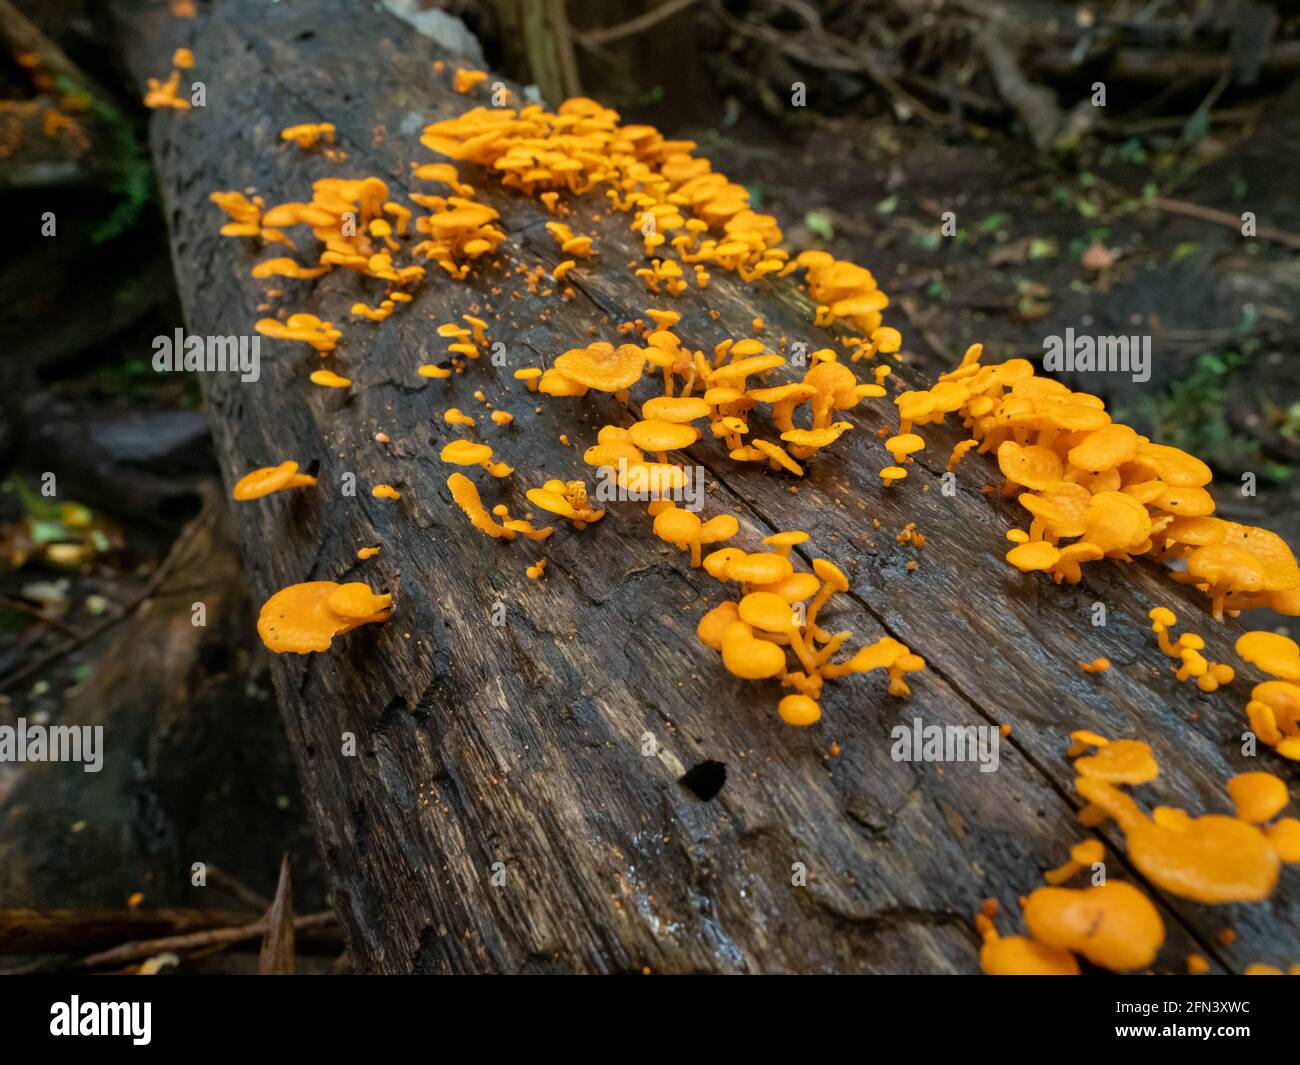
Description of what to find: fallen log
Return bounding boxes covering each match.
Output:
[110,0,1298,973]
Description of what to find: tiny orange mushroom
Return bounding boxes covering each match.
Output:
[232,460,316,500]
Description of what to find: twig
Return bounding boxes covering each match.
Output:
[2,912,336,974]
[0,596,80,638]
[1149,196,1300,251]
[207,865,273,914]
[576,0,703,47]
[1182,69,1231,141]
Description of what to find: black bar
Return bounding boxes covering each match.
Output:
[0,974,1294,1052]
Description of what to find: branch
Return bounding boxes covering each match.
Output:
[577,0,703,47]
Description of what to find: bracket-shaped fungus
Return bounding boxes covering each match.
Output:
[1022,881,1164,972]
[1236,630,1300,681]
[257,581,391,654]
[976,906,1079,976]
[1072,736,1159,785]
[232,460,317,500]
[1076,776,1280,904]
[440,439,513,478]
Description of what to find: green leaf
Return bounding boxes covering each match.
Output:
[803,209,834,240]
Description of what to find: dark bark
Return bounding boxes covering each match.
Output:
[109,0,1298,974]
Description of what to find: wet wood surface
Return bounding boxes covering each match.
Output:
[113,0,1298,973]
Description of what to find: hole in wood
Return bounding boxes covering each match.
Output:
[678,760,726,801]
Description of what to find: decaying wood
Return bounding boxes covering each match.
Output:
[112,0,1298,974]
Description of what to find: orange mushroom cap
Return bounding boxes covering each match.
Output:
[642,396,711,423]
[327,582,394,619]
[258,580,390,654]
[310,369,352,389]
[979,933,1080,976]
[1073,739,1159,785]
[997,441,1063,490]
[232,460,316,500]
[697,601,741,650]
[1006,541,1060,573]
[1066,423,1140,473]
[720,621,786,680]
[629,419,699,453]
[1077,777,1280,904]
[1022,881,1164,972]
[553,343,646,392]
[738,591,798,633]
[778,694,821,727]
[1236,631,1300,681]
[726,552,795,585]
[1227,772,1290,824]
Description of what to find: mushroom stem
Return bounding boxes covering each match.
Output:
[887,665,911,697]
[814,631,851,666]
[1043,858,1083,885]
[689,541,701,568]
[805,582,836,632]
[1211,584,1227,621]
[787,628,818,676]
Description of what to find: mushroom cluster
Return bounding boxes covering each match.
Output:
[416,97,892,321]
[1067,733,1296,904]
[1238,631,1300,762]
[696,546,924,726]
[1147,607,1235,692]
[888,345,1300,620]
[212,162,510,387]
[537,311,883,495]
[983,731,1298,974]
